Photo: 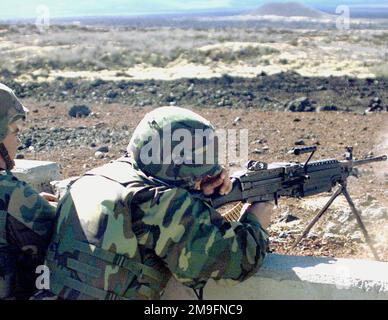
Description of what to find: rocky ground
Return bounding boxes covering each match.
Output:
[2,73,388,113]
[15,96,388,262]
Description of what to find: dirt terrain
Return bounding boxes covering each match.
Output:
[2,73,388,113]
[18,98,388,262]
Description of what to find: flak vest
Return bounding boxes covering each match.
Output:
[45,158,170,300]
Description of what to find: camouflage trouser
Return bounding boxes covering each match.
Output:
[0,215,48,300]
[0,245,17,299]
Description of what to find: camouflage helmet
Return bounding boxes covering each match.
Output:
[0,83,28,141]
[127,107,223,188]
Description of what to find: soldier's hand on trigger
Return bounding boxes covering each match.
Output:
[241,202,274,229]
[200,168,233,196]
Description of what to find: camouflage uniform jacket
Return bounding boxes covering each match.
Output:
[42,158,270,300]
[0,170,56,299]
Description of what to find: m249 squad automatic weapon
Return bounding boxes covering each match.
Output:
[204,146,387,260]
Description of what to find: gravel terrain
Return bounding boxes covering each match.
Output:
[2,73,388,113]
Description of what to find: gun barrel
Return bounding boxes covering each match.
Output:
[352,155,387,167]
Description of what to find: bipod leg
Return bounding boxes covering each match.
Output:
[341,186,380,261]
[290,185,344,250]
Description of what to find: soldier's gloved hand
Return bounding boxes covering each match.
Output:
[241,202,274,229]
[200,168,233,196]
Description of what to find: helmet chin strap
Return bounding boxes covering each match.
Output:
[0,143,15,170]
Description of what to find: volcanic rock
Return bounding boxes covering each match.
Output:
[68,105,91,118]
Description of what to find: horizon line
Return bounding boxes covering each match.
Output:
[1,3,387,21]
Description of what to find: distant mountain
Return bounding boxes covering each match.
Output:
[250,2,328,18]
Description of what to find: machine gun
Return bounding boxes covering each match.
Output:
[204,146,387,260]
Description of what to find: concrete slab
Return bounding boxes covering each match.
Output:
[162,254,388,300]
[50,176,79,199]
[12,159,61,193]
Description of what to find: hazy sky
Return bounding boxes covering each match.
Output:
[0,0,387,18]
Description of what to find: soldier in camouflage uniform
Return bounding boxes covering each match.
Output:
[33,106,272,300]
[0,83,57,299]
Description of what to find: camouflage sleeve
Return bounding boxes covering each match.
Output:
[0,173,57,299]
[0,174,56,243]
[134,185,269,289]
